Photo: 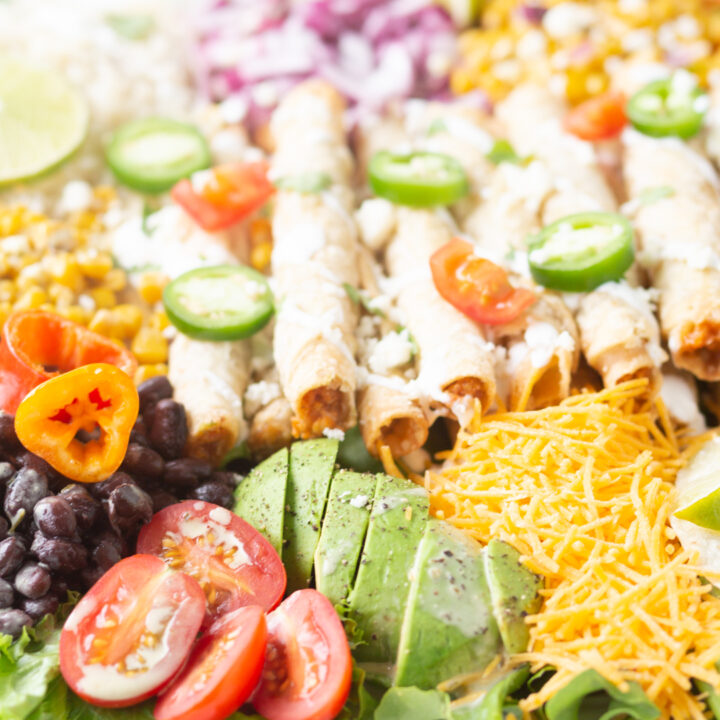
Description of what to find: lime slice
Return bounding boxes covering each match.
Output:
[674,436,720,531]
[0,57,89,186]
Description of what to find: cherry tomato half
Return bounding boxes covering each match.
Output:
[155,605,268,720]
[59,555,205,708]
[430,238,535,325]
[137,501,286,625]
[564,91,627,141]
[253,589,352,720]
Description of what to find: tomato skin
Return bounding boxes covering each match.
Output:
[60,555,205,708]
[564,91,627,141]
[137,501,286,625]
[253,589,352,720]
[171,162,274,232]
[155,605,267,720]
[430,238,535,325]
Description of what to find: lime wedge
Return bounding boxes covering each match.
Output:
[0,57,89,186]
[674,436,720,531]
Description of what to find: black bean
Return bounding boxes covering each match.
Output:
[0,462,14,483]
[149,399,187,460]
[149,490,179,513]
[138,375,172,415]
[59,485,100,533]
[164,458,212,491]
[91,472,136,500]
[14,562,51,599]
[80,566,105,591]
[15,452,55,479]
[121,443,165,480]
[33,496,77,538]
[51,577,69,602]
[0,413,19,450]
[0,608,31,638]
[93,530,125,557]
[191,482,234,509]
[92,539,122,571]
[108,484,153,536]
[0,536,25,577]
[31,534,87,572]
[129,417,149,447]
[4,468,49,524]
[209,470,239,488]
[0,516,8,540]
[21,593,59,621]
[0,578,13,608]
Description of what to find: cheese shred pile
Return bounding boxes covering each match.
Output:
[426,379,720,719]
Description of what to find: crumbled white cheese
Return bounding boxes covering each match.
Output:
[190,169,214,194]
[57,180,94,214]
[355,198,396,251]
[243,380,282,418]
[368,329,415,374]
[210,128,250,164]
[525,322,575,369]
[323,427,346,441]
[516,30,547,60]
[272,222,326,265]
[219,95,248,124]
[542,2,597,39]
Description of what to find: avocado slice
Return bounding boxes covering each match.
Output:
[484,538,543,654]
[314,470,377,606]
[348,473,429,666]
[233,446,288,554]
[395,520,502,689]
[282,438,339,592]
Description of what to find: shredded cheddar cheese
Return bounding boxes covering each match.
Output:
[426,379,720,719]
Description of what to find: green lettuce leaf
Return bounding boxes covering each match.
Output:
[694,660,720,719]
[374,687,451,720]
[543,670,660,720]
[450,666,530,720]
[338,665,380,720]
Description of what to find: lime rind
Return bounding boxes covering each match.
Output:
[0,56,89,186]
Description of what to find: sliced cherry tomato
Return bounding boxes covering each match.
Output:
[155,605,267,720]
[137,501,286,625]
[59,555,205,708]
[253,589,352,720]
[430,238,536,325]
[564,91,627,141]
[171,162,275,232]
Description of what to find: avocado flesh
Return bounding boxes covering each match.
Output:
[348,474,429,665]
[233,446,288,554]
[282,438,339,592]
[395,519,502,689]
[314,470,377,606]
[484,538,543,654]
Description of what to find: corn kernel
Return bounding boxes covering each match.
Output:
[131,327,168,364]
[105,268,127,292]
[250,241,272,272]
[88,309,122,338]
[0,301,12,328]
[77,249,113,279]
[44,253,84,292]
[149,311,169,332]
[13,288,48,311]
[47,283,75,309]
[134,363,168,385]
[0,281,15,303]
[57,305,91,325]
[90,287,116,309]
[138,272,169,305]
[113,304,144,338]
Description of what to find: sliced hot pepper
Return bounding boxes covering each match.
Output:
[369,151,469,207]
[430,238,536,325]
[0,310,138,414]
[528,212,635,292]
[15,363,139,483]
[171,162,275,232]
[627,74,708,139]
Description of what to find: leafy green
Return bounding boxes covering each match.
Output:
[337,426,383,473]
[273,172,332,194]
[342,284,386,319]
[694,660,720,719]
[450,666,530,720]
[374,687,451,720]
[338,665,381,720]
[485,140,524,166]
[543,670,660,720]
[104,14,156,40]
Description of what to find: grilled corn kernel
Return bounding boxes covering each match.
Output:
[90,287,116,310]
[88,309,122,339]
[58,305,91,325]
[0,281,15,303]
[77,249,113,279]
[113,304,144,338]
[132,328,168,364]
[47,283,75,309]
[105,268,127,292]
[13,288,48,311]
[45,254,84,292]
[149,311,169,332]
[134,363,168,385]
[0,302,12,328]
[138,272,169,305]
[250,242,272,272]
